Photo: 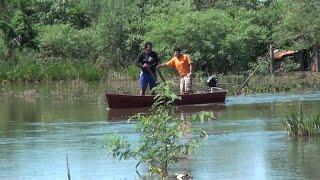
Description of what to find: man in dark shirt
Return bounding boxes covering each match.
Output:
[136,42,160,95]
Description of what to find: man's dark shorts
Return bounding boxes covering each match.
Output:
[140,72,157,90]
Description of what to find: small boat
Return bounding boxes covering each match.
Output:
[105,90,227,109]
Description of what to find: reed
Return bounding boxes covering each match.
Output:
[282,104,320,137]
[66,154,72,180]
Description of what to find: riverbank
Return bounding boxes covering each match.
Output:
[1,71,320,99]
[218,71,320,95]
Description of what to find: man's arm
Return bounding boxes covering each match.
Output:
[186,54,192,77]
[157,63,168,68]
[135,52,144,69]
[156,64,167,82]
[188,63,193,77]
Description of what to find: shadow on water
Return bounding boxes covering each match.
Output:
[106,103,227,121]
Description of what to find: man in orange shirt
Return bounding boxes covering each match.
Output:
[157,47,193,93]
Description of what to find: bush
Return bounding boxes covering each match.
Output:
[126,65,140,81]
[100,82,214,178]
[37,24,96,60]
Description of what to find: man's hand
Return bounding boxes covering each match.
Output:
[143,63,150,68]
[156,64,166,68]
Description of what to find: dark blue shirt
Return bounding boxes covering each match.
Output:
[136,51,159,75]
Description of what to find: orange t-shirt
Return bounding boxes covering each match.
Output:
[165,54,192,76]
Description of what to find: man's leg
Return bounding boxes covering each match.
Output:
[149,76,157,95]
[180,76,185,93]
[185,75,193,93]
[140,72,148,95]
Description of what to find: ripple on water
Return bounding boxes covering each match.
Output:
[226,91,320,105]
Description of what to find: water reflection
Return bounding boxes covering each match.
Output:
[106,103,227,121]
[4,97,41,123]
[266,136,320,179]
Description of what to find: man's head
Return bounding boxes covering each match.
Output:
[174,47,182,58]
[144,42,153,54]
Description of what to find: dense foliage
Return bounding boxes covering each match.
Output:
[1,0,320,81]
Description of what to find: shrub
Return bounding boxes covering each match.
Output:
[100,82,214,178]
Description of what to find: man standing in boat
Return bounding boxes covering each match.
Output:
[136,42,160,95]
[157,47,193,94]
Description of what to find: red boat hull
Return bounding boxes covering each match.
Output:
[105,90,227,109]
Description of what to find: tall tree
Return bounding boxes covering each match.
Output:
[0,0,38,50]
[145,8,268,73]
[32,0,92,28]
[272,0,320,50]
[192,0,272,10]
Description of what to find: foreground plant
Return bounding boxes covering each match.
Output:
[101,82,214,179]
[282,104,320,137]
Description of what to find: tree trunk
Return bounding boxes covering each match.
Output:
[270,44,275,74]
[315,44,319,72]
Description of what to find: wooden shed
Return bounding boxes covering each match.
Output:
[273,49,309,72]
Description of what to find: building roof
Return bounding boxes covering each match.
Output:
[274,50,296,59]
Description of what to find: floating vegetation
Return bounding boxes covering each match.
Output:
[2,88,14,98]
[17,89,38,98]
[51,78,91,100]
[232,72,320,95]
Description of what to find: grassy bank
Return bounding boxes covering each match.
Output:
[0,60,103,82]
[218,72,320,95]
[1,60,320,95]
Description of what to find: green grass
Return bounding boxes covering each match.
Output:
[282,105,320,137]
[0,60,103,82]
[1,55,320,96]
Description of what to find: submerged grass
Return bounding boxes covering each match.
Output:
[282,103,320,137]
[1,78,106,104]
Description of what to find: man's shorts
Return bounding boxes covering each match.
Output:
[180,74,192,93]
[140,72,157,90]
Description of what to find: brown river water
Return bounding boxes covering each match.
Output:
[0,82,320,180]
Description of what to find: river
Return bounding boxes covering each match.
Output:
[1,82,320,180]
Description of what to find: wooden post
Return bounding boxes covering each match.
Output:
[270,44,275,74]
[236,53,269,95]
[315,44,320,72]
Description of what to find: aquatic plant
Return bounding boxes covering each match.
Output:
[282,104,320,137]
[100,82,214,179]
[51,79,92,100]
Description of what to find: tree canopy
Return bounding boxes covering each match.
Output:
[0,0,319,74]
